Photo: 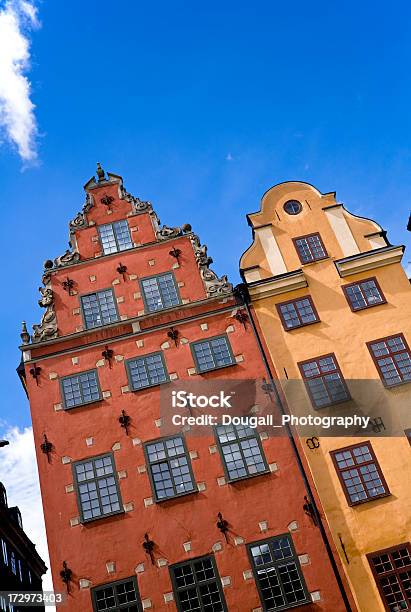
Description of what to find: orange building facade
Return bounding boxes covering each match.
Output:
[19,168,355,611]
[240,181,411,612]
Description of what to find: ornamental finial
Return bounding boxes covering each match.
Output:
[20,321,30,345]
[96,163,105,182]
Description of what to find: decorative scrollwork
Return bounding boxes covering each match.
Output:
[32,275,58,343]
[69,193,93,234]
[190,235,233,296]
[53,249,81,268]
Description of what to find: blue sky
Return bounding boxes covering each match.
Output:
[1,0,411,433]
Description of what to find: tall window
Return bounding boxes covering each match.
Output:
[248,535,309,610]
[140,272,180,312]
[10,552,16,575]
[144,436,196,501]
[81,289,119,329]
[276,296,319,330]
[98,220,133,255]
[61,370,101,409]
[368,543,411,612]
[126,352,168,390]
[191,336,235,373]
[298,354,350,408]
[342,278,386,311]
[331,443,389,506]
[170,555,227,612]
[1,539,7,565]
[91,577,142,612]
[215,424,268,481]
[367,334,411,387]
[293,233,327,264]
[73,453,122,522]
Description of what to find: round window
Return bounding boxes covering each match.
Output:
[283,200,302,215]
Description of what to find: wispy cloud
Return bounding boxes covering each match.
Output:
[0,0,40,162]
[0,426,54,607]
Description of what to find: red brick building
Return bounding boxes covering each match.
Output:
[19,166,354,611]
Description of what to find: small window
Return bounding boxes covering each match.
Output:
[81,289,119,329]
[293,233,327,264]
[73,453,122,522]
[215,424,268,481]
[367,334,411,387]
[276,296,319,330]
[10,552,16,575]
[331,442,389,506]
[126,352,168,390]
[98,220,133,255]
[368,543,411,612]
[61,370,101,409]
[91,577,142,612]
[342,278,386,311]
[248,535,309,610]
[191,335,235,373]
[18,559,22,582]
[283,200,302,215]
[140,272,180,312]
[170,555,227,612]
[298,354,350,408]
[144,436,196,501]
[1,539,7,565]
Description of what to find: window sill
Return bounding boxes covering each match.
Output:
[129,379,170,392]
[226,469,270,484]
[382,379,411,390]
[81,509,125,524]
[283,320,320,332]
[301,256,329,267]
[63,398,104,411]
[154,488,198,504]
[349,300,387,313]
[310,396,352,410]
[196,362,237,375]
[348,492,391,507]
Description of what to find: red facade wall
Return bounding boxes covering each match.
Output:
[22,172,354,611]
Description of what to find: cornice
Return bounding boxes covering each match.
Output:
[334,245,404,278]
[247,269,308,300]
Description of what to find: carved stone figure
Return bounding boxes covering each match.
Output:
[190,235,233,296]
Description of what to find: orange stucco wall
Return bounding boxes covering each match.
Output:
[241,180,411,612]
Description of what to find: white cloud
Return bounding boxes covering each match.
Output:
[225,152,233,161]
[0,426,55,610]
[0,0,40,162]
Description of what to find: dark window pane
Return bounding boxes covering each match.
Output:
[74,454,122,522]
[345,279,384,311]
[249,535,308,610]
[171,556,226,612]
[332,443,388,505]
[92,578,141,611]
[99,220,133,255]
[192,337,234,373]
[294,234,326,263]
[127,353,168,390]
[299,355,350,408]
[369,335,411,386]
[62,370,100,408]
[145,437,195,501]
[216,424,267,481]
[141,273,180,312]
[369,545,411,612]
[81,289,118,329]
